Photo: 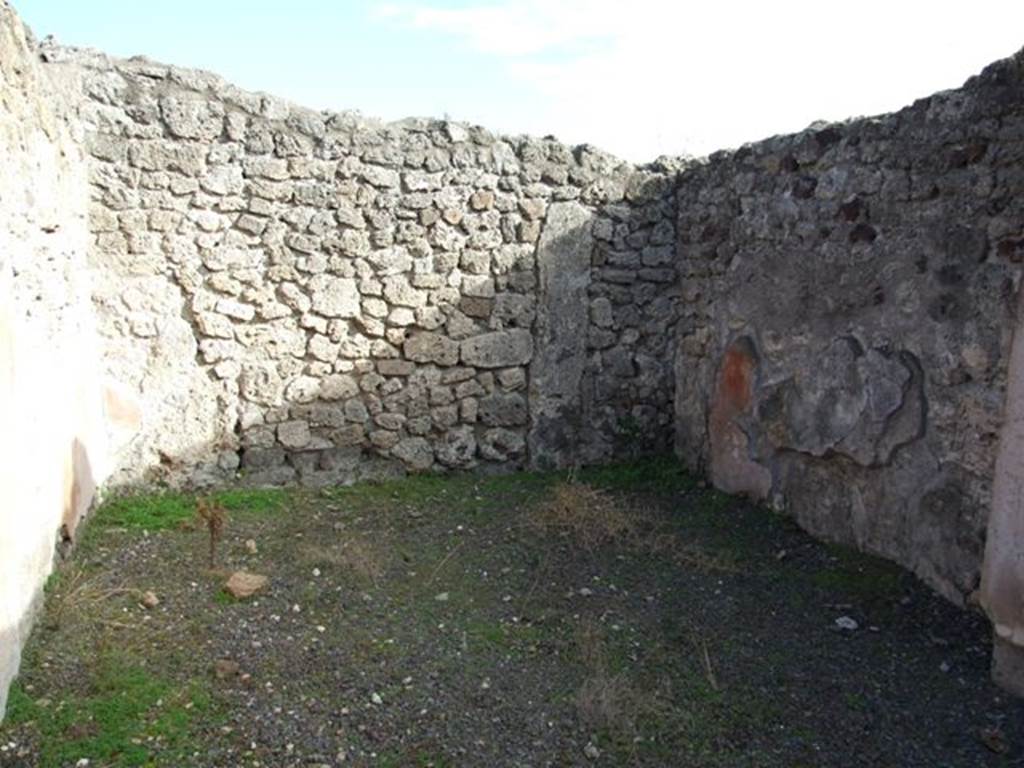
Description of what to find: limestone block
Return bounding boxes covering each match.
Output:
[215,298,256,321]
[309,274,360,318]
[196,311,234,339]
[479,392,528,427]
[240,363,284,406]
[404,332,459,366]
[435,426,477,468]
[383,275,427,308]
[392,437,434,470]
[460,329,533,368]
[160,97,224,140]
[480,428,526,461]
[285,375,321,404]
[366,246,412,275]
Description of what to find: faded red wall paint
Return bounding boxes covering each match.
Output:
[708,338,772,499]
[719,344,756,413]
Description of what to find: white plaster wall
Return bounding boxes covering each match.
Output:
[0,1,116,717]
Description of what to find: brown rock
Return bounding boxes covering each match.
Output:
[141,590,160,609]
[224,570,268,599]
[470,189,495,211]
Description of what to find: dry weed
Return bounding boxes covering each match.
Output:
[643,532,738,574]
[301,536,386,586]
[577,671,642,736]
[695,636,719,691]
[531,481,635,551]
[196,497,228,567]
[574,619,649,742]
[575,618,610,670]
[45,567,138,629]
[532,480,737,575]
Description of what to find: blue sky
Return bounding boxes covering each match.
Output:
[16,1,1024,162]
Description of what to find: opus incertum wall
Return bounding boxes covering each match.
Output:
[48,42,681,489]
[2,0,1023,715]
[672,51,1024,693]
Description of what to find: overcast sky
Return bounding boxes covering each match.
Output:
[17,0,1024,162]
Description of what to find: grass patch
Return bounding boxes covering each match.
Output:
[320,470,554,522]
[213,487,289,515]
[93,487,289,531]
[811,543,906,599]
[5,653,217,768]
[94,492,195,531]
[579,455,693,494]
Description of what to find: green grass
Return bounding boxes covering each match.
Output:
[319,468,556,522]
[316,455,692,516]
[579,455,694,494]
[5,652,218,768]
[213,487,289,515]
[93,492,196,531]
[811,543,906,599]
[93,487,290,531]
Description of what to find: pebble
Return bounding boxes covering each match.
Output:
[835,616,859,631]
[370,692,383,705]
[434,592,450,602]
[141,590,160,609]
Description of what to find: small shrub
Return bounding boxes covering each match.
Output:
[195,497,227,567]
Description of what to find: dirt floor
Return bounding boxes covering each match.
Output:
[1,459,1022,768]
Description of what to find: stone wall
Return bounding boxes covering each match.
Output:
[0,1,113,716]
[675,50,1024,605]
[42,45,681,488]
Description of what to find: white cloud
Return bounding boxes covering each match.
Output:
[380,0,1024,161]
[381,1,620,56]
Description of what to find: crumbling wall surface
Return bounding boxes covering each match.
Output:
[0,1,110,716]
[49,45,681,488]
[675,49,1024,604]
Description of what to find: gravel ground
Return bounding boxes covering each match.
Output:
[1,461,1021,768]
